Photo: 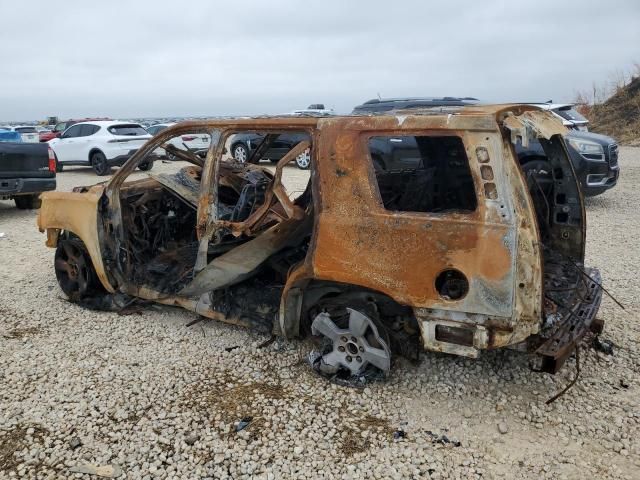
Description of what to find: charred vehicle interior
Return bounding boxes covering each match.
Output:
[107,128,314,332]
[38,106,606,381]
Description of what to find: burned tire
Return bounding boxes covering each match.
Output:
[14,194,41,209]
[91,151,110,176]
[54,234,102,302]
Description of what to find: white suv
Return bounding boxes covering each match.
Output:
[49,121,155,175]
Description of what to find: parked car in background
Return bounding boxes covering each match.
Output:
[230,132,311,169]
[36,125,53,142]
[1,129,56,209]
[353,97,619,196]
[352,97,479,113]
[513,104,614,196]
[146,123,210,159]
[0,125,40,143]
[536,103,590,131]
[515,129,619,196]
[40,118,112,143]
[49,121,155,175]
[38,129,57,142]
[290,103,335,116]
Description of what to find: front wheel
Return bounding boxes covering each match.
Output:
[14,194,41,209]
[91,152,110,176]
[54,235,101,302]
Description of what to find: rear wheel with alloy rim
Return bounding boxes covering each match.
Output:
[311,306,391,377]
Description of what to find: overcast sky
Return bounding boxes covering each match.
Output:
[1,0,638,121]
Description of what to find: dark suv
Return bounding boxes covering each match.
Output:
[230,132,311,169]
[352,98,619,197]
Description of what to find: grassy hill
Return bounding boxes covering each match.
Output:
[588,76,640,145]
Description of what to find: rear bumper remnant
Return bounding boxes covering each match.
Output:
[534,268,603,373]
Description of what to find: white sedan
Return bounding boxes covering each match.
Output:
[49,121,155,175]
[146,123,211,159]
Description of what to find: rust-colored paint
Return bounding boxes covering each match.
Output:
[37,189,114,292]
[311,116,517,319]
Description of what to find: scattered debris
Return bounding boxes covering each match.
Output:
[619,378,629,389]
[235,416,253,432]
[224,345,240,352]
[184,433,199,446]
[393,429,406,440]
[546,347,581,405]
[425,430,461,447]
[593,336,615,355]
[257,335,276,349]
[185,317,205,328]
[0,232,5,239]
[497,422,509,435]
[68,463,123,478]
[69,436,82,449]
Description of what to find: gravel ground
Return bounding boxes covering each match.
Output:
[0,152,638,480]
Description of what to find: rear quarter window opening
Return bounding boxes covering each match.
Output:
[367,134,477,213]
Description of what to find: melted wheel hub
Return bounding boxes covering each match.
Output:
[311,307,391,376]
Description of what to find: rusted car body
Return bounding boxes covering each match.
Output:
[38,105,603,375]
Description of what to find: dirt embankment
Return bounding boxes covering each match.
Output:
[588,76,640,145]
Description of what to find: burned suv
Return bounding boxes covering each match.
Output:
[37,105,603,377]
